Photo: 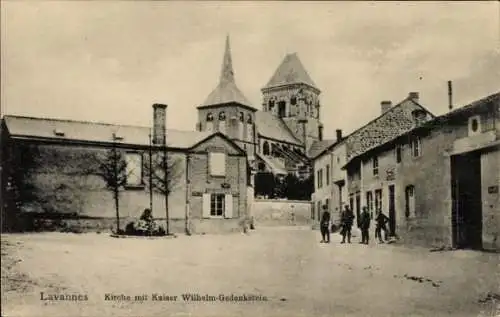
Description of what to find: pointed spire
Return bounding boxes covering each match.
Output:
[219,34,235,85]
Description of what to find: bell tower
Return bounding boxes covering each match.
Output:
[261,53,322,151]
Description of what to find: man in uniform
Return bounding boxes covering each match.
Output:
[375,210,389,243]
[359,207,371,244]
[340,205,355,244]
[320,205,331,243]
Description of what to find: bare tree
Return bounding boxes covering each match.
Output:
[143,152,182,235]
[96,143,128,233]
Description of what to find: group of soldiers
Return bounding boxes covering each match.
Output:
[319,204,390,244]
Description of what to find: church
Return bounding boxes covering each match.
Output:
[195,36,325,179]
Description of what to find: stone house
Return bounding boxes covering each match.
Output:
[342,91,500,250]
[309,130,347,225]
[1,104,250,234]
[342,92,435,230]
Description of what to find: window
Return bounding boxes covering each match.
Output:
[218,111,226,121]
[395,145,402,163]
[239,112,244,122]
[263,141,270,155]
[325,198,330,211]
[373,156,379,176]
[317,201,321,221]
[209,152,226,176]
[317,169,323,189]
[411,137,421,157]
[203,193,232,218]
[468,115,481,135]
[210,194,225,217]
[374,189,382,212]
[326,164,330,185]
[206,113,214,122]
[268,100,275,110]
[291,96,297,105]
[125,152,143,186]
[366,191,373,213]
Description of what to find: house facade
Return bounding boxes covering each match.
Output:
[342,91,499,250]
[1,104,249,234]
[309,130,347,225]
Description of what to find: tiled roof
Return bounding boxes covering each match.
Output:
[263,53,318,90]
[3,115,212,149]
[439,91,500,119]
[307,139,337,159]
[255,111,302,145]
[344,98,435,163]
[200,35,254,109]
[256,153,287,175]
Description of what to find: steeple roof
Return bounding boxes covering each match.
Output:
[263,53,318,91]
[200,35,254,109]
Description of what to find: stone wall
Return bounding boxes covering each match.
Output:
[252,199,312,226]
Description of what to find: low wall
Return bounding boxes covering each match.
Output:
[9,214,247,235]
[251,199,312,226]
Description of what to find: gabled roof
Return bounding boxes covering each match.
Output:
[255,111,302,146]
[439,91,499,120]
[263,53,318,91]
[199,35,254,109]
[307,139,337,159]
[3,115,214,150]
[344,97,435,164]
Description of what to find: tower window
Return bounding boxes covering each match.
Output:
[263,141,270,155]
[291,96,297,105]
[278,101,286,118]
[246,114,253,124]
[218,111,226,121]
[239,112,244,122]
[268,100,275,110]
[206,113,214,122]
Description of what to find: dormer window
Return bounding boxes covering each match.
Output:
[53,129,65,137]
[468,115,481,136]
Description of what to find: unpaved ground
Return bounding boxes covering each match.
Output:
[1,227,499,317]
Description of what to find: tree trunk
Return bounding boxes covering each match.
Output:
[114,189,120,233]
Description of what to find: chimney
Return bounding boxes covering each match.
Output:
[408,92,419,103]
[152,103,167,145]
[381,100,392,114]
[318,124,324,141]
[336,129,342,141]
[447,80,453,110]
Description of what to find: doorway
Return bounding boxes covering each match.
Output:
[405,185,415,218]
[388,185,396,236]
[451,152,482,249]
[355,192,361,228]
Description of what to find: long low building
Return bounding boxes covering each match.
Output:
[1,104,250,234]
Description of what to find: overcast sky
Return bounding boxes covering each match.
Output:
[1,1,499,139]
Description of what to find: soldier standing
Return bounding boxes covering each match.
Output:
[375,210,389,243]
[320,205,331,243]
[340,205,355,244]
[359,207,371,244]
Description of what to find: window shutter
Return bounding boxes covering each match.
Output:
[224,194,233,218]
[202,194,210,218]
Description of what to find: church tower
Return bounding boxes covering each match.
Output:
[261,53,323,151]
[196,35,257,157]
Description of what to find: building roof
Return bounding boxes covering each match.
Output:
[439,91,500,120]
[307,139,338,159]
[3,115,214,149]
[263,53,318,91]
[344,97,435,164]
[200,35,254,109]
[255,111,302,145]
[256,153,287,175]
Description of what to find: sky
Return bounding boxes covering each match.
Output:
[1,1,499,139]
